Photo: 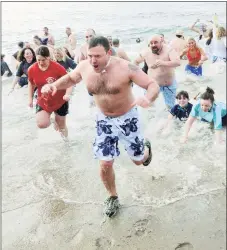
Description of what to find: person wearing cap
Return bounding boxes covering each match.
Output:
[169,30,188,56]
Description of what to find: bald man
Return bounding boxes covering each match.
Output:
[134,34,181,110]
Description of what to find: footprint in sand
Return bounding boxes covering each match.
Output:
[132,219,149,237]
[175,242,194,250]
[95,237,112,250]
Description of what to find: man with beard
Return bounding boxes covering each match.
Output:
[134,34,181,110]
[41,36,160,218]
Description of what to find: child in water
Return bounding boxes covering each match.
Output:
[159,90,193,134]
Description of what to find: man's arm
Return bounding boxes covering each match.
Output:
[53,64,83,90]
[128,63,159,103]
[199,47,208,62]
[118,49,131,62]
[163,48,181,67]
[134,53,145,65]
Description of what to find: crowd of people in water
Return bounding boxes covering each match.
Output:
[2,14,226,217]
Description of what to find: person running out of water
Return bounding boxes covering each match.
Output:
[54,47,77,72]
[27,46,73,138]
[79,28,96,62]
[189,19,211,40]
[65,27,77,51]
[181,87,227,144]
[79,28,97,106]
[180,38,208,76]
[12,41,24,69]
[41,36,160,217]
[107,36,117,56]
[210,14,226,63]
[1,54,13,77]
[9,47,36,94]
[169,30,188,57]
[112,38,131,61]
[134,34,181,110]
[159,90,193,134]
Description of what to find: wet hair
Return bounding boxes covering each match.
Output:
[18,47,36,63]
[36,46,50,57]
[176,35,183,38]
[18,41,24,49]
[44,27,48,30]
[160,33,164,37]
[176,90,189,100]
[206,30,213,46]
[1,54,5,60]
[88,36,110,52]
[113,38,119,46]
[200,87,215,103]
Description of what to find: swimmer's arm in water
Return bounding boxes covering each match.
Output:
[189,19,201,34]
[10,76,20,90]
[134,53,145,65]
[181,116,196,142]
[128,63,160,104]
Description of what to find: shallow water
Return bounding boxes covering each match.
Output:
[2,59,226,249]
[2,2,226,249]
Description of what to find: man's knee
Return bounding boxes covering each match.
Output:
[100,160,114,171]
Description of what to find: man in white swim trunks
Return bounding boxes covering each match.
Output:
[41,36,160,218]
[134,34,181,110]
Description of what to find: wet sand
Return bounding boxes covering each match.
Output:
[2,61,226,250]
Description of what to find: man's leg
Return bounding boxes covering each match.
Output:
[100,160,120,217]
[100,160,117,196]
[162,82,177,110]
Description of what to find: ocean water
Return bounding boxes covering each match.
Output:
[2,2,226,250]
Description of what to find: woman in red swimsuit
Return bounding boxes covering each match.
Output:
[28,46,73,139]
[180,37,208,76]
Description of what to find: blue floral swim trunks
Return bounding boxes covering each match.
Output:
[93,106,145,161]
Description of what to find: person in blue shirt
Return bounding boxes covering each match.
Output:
[182,87,227,144]
[54,47,77,72]
[159,90,193,134]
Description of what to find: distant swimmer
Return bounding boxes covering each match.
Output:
[107,36,117,56]
[79,28,96,62]
[42,27,55,47]
[134,34,181,110]
[136,38,141,43]
[180,37,208,76]
[1,54,13,77]
[9,47,36,94]
[189,19,211,40]
[65,27,77,51]
[181,87,227,144]
[41,36,159,218]
[112,38,131,61]
[169,30,188,57]
[27,46,73,139]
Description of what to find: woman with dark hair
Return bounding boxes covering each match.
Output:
[9,47,36,93]
[27,46,73,139]
[181,87,227,144]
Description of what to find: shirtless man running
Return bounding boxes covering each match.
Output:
[41,36,160,218]
[134,34,181,110]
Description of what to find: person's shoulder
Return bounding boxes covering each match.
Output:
[188,102,193,108]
